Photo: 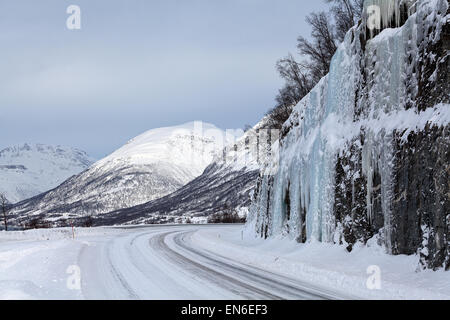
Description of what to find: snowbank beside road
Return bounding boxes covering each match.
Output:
[192,226,450,300]
[0,227,123,242]
[0,227,129,299]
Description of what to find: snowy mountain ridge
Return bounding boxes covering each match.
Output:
[93,121,233,177]
[0,143,94,203]
[10,122,234,223]
[92,118,273,225]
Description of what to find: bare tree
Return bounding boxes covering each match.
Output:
[264,0,364,131]
[24,216,46,230]
[325,0,364,42]
[297,12,338,84]
[82,215,94,228]
[266,84,304,129]
[276,54,314,98]
[243,124,253,132]
[294,1,363,85]
[0,193,9,231]
[265,55,314,129]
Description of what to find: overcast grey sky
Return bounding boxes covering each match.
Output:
[0,0,328,158]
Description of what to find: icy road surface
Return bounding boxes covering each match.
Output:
[0,225,351,300]
[1,225,449,300]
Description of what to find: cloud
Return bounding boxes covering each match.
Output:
[0,0,326,157]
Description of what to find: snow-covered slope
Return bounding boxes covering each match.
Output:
[249,0,450,271]
[93,122,228,179]
[0,144,93,203]
[55,118,272,226]
[11,122,231,222]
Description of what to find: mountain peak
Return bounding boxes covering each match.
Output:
[95,121,238,177]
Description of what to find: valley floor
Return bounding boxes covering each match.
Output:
[0,225,448,300]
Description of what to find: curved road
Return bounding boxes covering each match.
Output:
[76,226,352,300]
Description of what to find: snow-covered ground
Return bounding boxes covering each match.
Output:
[0,225,448,300]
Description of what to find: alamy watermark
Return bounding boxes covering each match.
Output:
[66,5,81,30]
[66,265,81,290]
[366,5,382,31]
[166,121,280,176]
[366,265,382,290]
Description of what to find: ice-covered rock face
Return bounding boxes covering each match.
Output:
[249,0,449,270]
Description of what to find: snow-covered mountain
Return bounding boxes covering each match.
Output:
[249,0,450,271]
[0,144,94,203]
[93,119,273,225]
[11,122,233,222]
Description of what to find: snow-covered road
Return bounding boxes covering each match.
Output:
[79,225,348,300]
[0,225,349,300]
[1,225,448,300]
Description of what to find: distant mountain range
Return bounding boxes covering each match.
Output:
[11,122,241,224]
[0,144,94,203]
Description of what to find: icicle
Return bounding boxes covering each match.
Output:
[361,138,375,225]
[363,0,416,39]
